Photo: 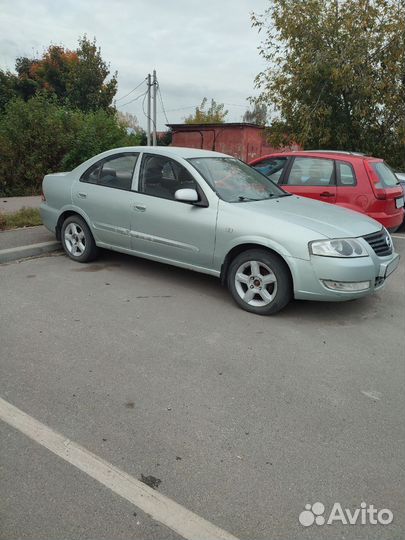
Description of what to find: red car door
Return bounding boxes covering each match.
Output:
[282,156,336,203]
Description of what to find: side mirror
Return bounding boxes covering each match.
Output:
[174,188,199,203]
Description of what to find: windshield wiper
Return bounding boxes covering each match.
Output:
[237,195,262,202]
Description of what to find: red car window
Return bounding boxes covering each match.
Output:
[337,161,356,186]
[286,157,334,186]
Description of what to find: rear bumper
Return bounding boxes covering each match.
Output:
[368,209,404,230]
[40,203,59,235]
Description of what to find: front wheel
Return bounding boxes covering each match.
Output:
[227,249,292,315]
[61,215,98,263]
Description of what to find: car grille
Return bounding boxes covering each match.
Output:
[363,229,393,257]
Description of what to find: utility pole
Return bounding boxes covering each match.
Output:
[147,73,151,146]
[152,69,157,146]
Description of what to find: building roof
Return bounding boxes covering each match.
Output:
[166,122,264,130]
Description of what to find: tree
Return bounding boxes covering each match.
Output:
[252,0,405,168]
[0,70,17,113]
[184,97,228,124]
[0,95,134,196]
[2,36,117,113]
[243,103,267,125]
[66,36,117,112]
[117,111,141,131]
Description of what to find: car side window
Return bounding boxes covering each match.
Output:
[80,162,102,184]
[139,154,197,201]
[337,161,356,186]
[80,153,138,190]
[286,157,334,186]
[252,157,287,184]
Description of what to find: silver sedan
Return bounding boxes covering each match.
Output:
[40,146,400,314]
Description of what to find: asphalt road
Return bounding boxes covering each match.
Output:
[1,235,404,540]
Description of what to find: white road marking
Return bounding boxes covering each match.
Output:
[361,390,382,401]
[392,234,405,240]
[0,397,239,540]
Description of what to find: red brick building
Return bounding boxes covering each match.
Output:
[167,122,299,162]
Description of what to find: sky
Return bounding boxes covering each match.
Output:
[0,0,269,130]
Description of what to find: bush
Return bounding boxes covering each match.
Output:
[0,95,139,196]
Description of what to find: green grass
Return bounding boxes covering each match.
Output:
[0,207,42,230]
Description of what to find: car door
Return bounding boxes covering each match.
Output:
[334,159,360,210]
[128,153,218,269]
[281,156,336,203]
[72,152,139,249]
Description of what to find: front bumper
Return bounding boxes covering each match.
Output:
[290,251,400,302]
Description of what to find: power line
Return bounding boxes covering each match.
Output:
[156,81,169,124]
[223,102,248,108]
[165,105,196,113]
[119,89,148,108]
[115,78,147,103]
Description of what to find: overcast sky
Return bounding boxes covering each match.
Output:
[0,0,269,130]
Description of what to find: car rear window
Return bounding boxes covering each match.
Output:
[371,162,400,188]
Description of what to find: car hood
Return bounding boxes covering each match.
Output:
[241,195,381,238]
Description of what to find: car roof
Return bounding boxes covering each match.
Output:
[104,146,230,159]
[253,150,381,161]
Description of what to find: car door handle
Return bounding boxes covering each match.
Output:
[77,192,87,199]
[320,191,334,198]
[133,204,146,212]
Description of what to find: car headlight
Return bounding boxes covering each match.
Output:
[309,238,368,257]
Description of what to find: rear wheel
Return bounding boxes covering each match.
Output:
[227,249,292,315]
[61,215,98,263]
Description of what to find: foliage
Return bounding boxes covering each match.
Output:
[0,208,42,230]
[0,95,136,196]
[66,36,117,112]
[184,97,228,124]
[0,70,17,113]
[157,130,173,146]
[60,109,134,170]
[243,103,268,125]
[117,110,147,144]
[117,111,141,131]
[1,36,117,113]
[252,0,405,168]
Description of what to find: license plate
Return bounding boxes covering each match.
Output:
[385,256,400,278]
[395,196,404,209]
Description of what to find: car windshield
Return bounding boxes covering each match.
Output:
[188,157,288,202]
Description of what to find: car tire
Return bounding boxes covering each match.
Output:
[227,249,292,315]
[61,215,98,263]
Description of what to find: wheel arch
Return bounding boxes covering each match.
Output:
[220,242,294,286]
[55,207,93,241]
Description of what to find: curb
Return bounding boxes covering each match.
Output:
[0,241,61,264]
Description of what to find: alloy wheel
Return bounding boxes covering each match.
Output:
[64,222,86,257]
[234,260,278,307]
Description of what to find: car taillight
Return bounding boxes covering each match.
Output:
[364,162,386,199]
[41,191,46,202]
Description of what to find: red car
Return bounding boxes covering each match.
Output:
[249,151,404,231]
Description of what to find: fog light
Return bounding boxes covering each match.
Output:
[322,280,370,292]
